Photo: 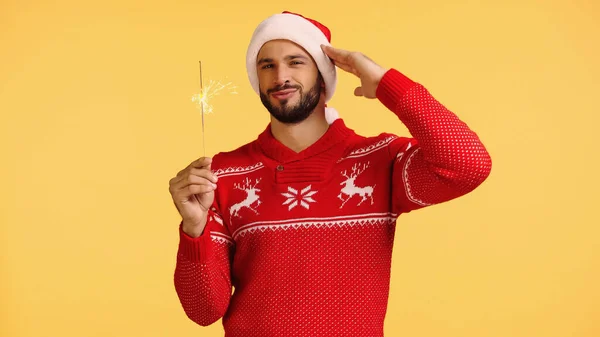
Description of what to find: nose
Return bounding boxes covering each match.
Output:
[274,66,291,87]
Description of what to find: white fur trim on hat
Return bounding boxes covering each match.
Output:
[325,107,339,124]
[246,13,337,103]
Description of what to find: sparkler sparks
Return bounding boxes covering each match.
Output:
[191,79,238,114]
[191,61,237,156]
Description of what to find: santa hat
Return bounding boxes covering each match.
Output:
[245,11,339,124]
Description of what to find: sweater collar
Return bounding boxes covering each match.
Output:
[256,118,355,164]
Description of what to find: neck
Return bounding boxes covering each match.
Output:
[270,104,329,153]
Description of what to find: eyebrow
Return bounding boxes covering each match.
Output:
[257,54,309,65]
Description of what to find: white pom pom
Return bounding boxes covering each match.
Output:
[325,107,339,124]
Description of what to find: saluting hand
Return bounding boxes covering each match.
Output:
[321,44,388,99]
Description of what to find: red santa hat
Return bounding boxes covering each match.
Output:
[246,11,339,123]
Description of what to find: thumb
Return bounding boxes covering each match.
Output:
[354,87,363,97]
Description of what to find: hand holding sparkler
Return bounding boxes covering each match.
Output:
[172,61,236,237]
[169,156,217,238]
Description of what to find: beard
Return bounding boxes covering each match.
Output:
[259,75,323,124]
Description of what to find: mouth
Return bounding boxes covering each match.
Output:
[271,88,298,100]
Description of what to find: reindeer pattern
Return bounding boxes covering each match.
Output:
[338,161,376,208]
[229,177,262,220]
[220,153,386,232]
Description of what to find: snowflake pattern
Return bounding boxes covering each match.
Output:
[281,185,317,211]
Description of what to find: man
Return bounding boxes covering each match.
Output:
[168,11,492,337]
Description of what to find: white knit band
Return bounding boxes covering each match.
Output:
[246,13,337,103]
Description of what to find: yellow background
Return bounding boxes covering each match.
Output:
[2,0,599,336]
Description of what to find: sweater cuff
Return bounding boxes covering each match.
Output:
[178,221,214,263]
[375,68,417,114]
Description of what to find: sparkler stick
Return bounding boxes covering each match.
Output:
[199,61,205,157]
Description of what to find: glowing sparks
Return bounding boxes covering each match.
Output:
[191,79,238,114]
[191,60,238,157]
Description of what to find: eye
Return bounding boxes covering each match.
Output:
[261,64,273,69]
[291,61,303,65]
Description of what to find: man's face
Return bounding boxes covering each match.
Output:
[256,39,324,124]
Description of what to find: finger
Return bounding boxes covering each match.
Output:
[332,60,359,76]
[175,178,217,195]
[354,87,363,97]
[190,157,212,169]
[321,45,353,64]
[173,168,216,187]
[177,157,212,177]
[188,167,218,183]
[172,170,217,189]
[176,183,215,199]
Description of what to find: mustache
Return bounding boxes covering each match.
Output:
[267,84,301,94]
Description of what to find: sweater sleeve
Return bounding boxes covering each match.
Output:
[376,68,492,214]
[173,199,235,326]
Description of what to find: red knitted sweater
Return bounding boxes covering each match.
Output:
[173,69,492,336]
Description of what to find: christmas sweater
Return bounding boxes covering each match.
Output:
[173,69,492,337]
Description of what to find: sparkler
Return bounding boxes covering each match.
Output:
[191,61,237,156]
